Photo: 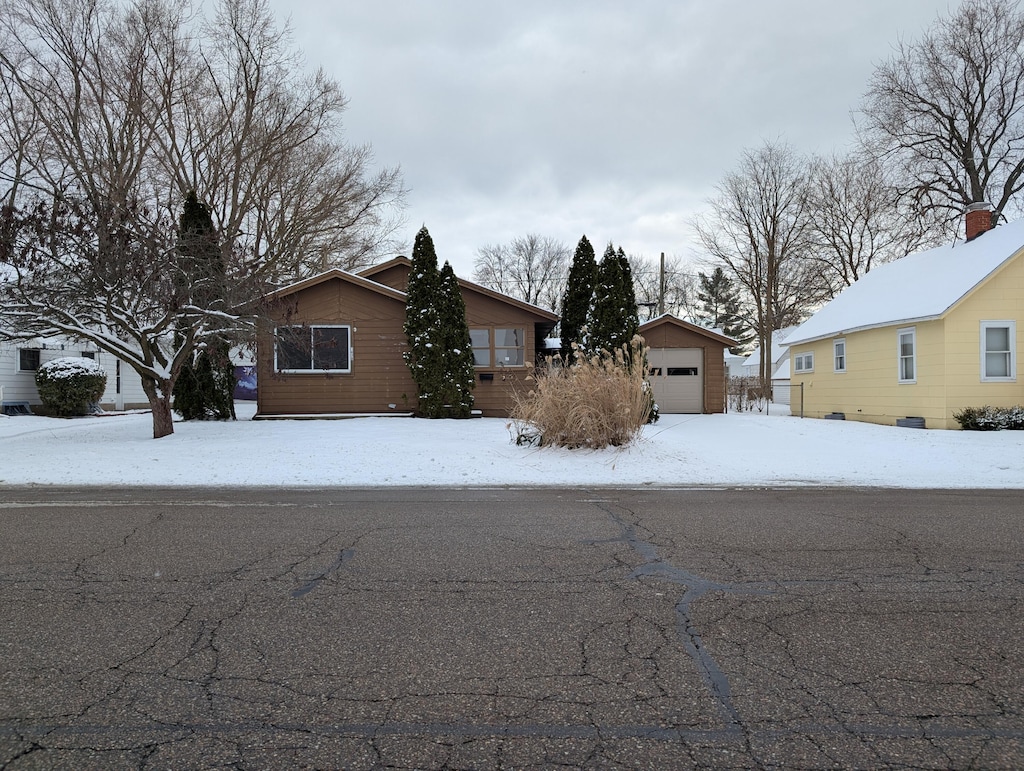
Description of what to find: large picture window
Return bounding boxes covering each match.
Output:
[981,321,1016,381]
[898,327,916,383]
[470,327,525,367]
[275,325,351,373]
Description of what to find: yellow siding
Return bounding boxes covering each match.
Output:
[790,251,1024,429]
[791,321,950,427]
[943,251,1024,419]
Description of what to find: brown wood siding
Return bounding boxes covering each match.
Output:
[464,291,543,417]
[641,321,729,413]
[363,263,410,292]
[257,278,418,415]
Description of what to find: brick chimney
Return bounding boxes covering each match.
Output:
[965,201,994,241]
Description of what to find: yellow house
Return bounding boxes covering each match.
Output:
[785,212,1024,429]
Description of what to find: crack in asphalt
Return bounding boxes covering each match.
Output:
[589,501,773,736]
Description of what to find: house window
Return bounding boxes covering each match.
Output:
[981,321,1016,381]
[470,327,525,367]
[18,348,41,372]
[794,352,814,373]
[898,327,916,383]
[80,351,96,360]
[469,329,490,367]
[833,339,846,372]
[275,325,351,373]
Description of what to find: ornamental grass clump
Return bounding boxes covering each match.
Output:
[510,336,655,449]
[34,356,107,416]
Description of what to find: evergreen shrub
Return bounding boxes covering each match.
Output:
[952,405,1024,430]
[509,336,654,449]
[35,356,107,416]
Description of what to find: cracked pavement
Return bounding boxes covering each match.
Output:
[0,487,1021,769]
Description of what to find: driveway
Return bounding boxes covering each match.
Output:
[0,487,1021,769]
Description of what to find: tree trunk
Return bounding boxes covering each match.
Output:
[142,378,176,438]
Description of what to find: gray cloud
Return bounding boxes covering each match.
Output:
[268,0,955,274]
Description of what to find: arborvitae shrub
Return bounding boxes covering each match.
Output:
[35,356,107,416]
[509,336,654,449]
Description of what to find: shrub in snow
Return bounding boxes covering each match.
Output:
[509,336,654,449]
[953,405,1024,430]
[34,356,107,416]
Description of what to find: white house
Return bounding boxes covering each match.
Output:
[742,326,798,405]
[1,337,149,414]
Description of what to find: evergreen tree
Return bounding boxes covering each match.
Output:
[172,191,235,420]
[587,243,638,355]
[616,246,640,342]
[436,261,476,417]
[403,226,445,416]
[697,267,751,353]
[559,235,596,361]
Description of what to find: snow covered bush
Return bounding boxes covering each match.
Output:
[34,356,107,416]
[509,336,654,449]
[953,405,1024,430]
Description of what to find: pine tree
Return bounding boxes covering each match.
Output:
[559,235,596,361]
[172,191,235,420]
[403,226,445,417]
[587,243,638,355]
[697,267,751,353]
[436,261,476,417]
[616,246,640,343]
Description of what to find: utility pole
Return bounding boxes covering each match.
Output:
[658,252,666,316]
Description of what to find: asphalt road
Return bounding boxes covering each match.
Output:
[0,486,1021,770]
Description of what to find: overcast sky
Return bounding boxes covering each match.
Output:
[266,1,957,277]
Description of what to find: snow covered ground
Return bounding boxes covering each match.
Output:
[2,402,1022,488]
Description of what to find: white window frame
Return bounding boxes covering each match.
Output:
[274,325,352,373]
[794,351,814,373]
[833,338,846,373]
[17,348,41,372]
[980,320,1016,382]
[897,327,916,384]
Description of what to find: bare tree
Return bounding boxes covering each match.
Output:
[472,234,569,312]
[0,0,405,438]
[806,153,942,297]
[693,141,827,393]
[858,0,1024,229]
[627,253,698,321]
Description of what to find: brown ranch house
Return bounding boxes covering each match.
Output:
[255,258,734,419]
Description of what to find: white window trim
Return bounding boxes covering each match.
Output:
[275,325,352,374]
[980,320,1016,382]
[897,327,916,384]
[833,338,846,373]
[17,348,41,372]
[794,351,814,373]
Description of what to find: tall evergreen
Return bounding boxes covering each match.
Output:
[559,235,597,361]
[697,267,750,353]
[436,261,476,417]
[616,246,640,342]
[403,226,445,416]
[172,191,235,420]
[587,242,638,355]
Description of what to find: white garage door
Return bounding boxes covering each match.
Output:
[648,348,703,413]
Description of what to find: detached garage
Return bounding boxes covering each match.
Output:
[639,315,737,414]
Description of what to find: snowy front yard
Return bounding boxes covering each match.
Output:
[1,403,1022,488]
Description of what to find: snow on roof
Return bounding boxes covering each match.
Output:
[743,326,798,369]
[786,218,1024,346]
